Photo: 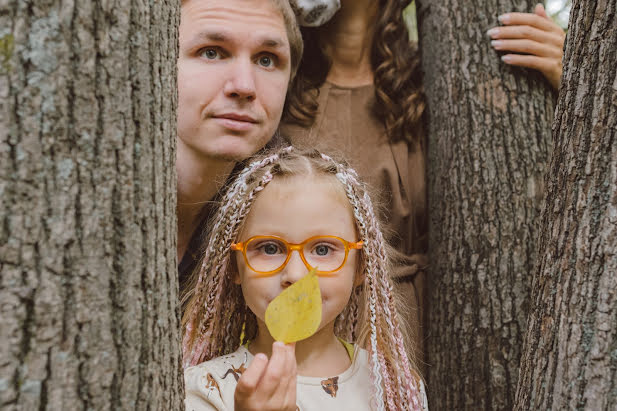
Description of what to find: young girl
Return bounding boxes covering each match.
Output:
[182,147,428,411]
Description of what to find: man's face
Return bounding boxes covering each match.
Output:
[178,0,292,161]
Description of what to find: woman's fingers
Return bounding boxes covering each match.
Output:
[534,3,549,19]
[491,38,561,58]
[497,10,563,35]
[487,25,563,48]
[501,54,562,89]
[488,4,565,90]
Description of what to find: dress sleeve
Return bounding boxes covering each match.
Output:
[184,365,229,411]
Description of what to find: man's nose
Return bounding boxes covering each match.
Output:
[223,58,257,102]
[280,251,308,288]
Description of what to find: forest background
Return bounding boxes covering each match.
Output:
[1,0,615,410]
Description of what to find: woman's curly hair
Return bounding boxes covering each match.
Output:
[284,0,425,145]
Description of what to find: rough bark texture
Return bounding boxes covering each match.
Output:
[417,1,555,409]
[0,1,182,410]
[514,1,617,409]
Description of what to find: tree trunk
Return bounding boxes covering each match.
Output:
[0,1,182,410]
[417,1,555,409]
[514,1,617,409]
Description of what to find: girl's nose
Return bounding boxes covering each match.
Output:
[280,251,308,288]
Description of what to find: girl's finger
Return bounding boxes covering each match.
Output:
[498,12,562,34]
[236,353,268,397]
[259,342,288,395]
[487,25,564,48]
[491,38,561,58]
[280,344,297,410]
[275,345,295,401]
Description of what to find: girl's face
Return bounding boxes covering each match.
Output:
[234,175,362,337]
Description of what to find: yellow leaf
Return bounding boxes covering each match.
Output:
[265,268,322,343]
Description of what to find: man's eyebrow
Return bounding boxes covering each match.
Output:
[195,30,229,42]
[259,37,285,49]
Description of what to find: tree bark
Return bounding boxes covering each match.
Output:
[0,1,182,410]
[515,1,617,409]
[417,1,555,409]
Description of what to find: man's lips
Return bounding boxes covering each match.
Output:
[214,113,258,123]
[212,113,259,132]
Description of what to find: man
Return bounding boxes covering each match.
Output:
[177,0,302,287]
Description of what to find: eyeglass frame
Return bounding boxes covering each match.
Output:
[231,235,363,277]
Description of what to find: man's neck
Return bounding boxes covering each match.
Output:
[322,0,377,87]
[177,141,235,261]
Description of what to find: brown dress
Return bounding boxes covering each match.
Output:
[280,82,428,365]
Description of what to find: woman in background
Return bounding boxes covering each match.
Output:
[281,0,565,369]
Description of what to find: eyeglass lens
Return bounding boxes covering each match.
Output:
[245,237,347,273]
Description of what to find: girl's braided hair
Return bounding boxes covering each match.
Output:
[182,146,424,410]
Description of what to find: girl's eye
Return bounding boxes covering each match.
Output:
[200,48,220,60]
[259,243,282,255]
[314,244,332,256]
[258,55,275,68]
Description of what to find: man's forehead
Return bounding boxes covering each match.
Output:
[181,0,286,28]
[182,2,288,38]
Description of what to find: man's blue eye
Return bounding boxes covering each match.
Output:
[259,55,274,67]
[201,48,219,59]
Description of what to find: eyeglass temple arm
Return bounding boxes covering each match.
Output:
[230,243,244,251]
[350,241,363,249]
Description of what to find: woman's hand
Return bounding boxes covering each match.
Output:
[488,3,566,90]
[234,342,298,411]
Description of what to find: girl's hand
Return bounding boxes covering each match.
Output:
[488,3,566,90]
[234,342,298,411]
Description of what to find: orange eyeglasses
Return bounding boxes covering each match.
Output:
[231,235,363,277]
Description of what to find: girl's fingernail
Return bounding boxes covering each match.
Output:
[501,55,512,63]
[486,28,499,37]
[491,40,503,47]
[498,14,511,23]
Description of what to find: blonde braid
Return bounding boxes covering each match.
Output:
[183,149,292,366]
